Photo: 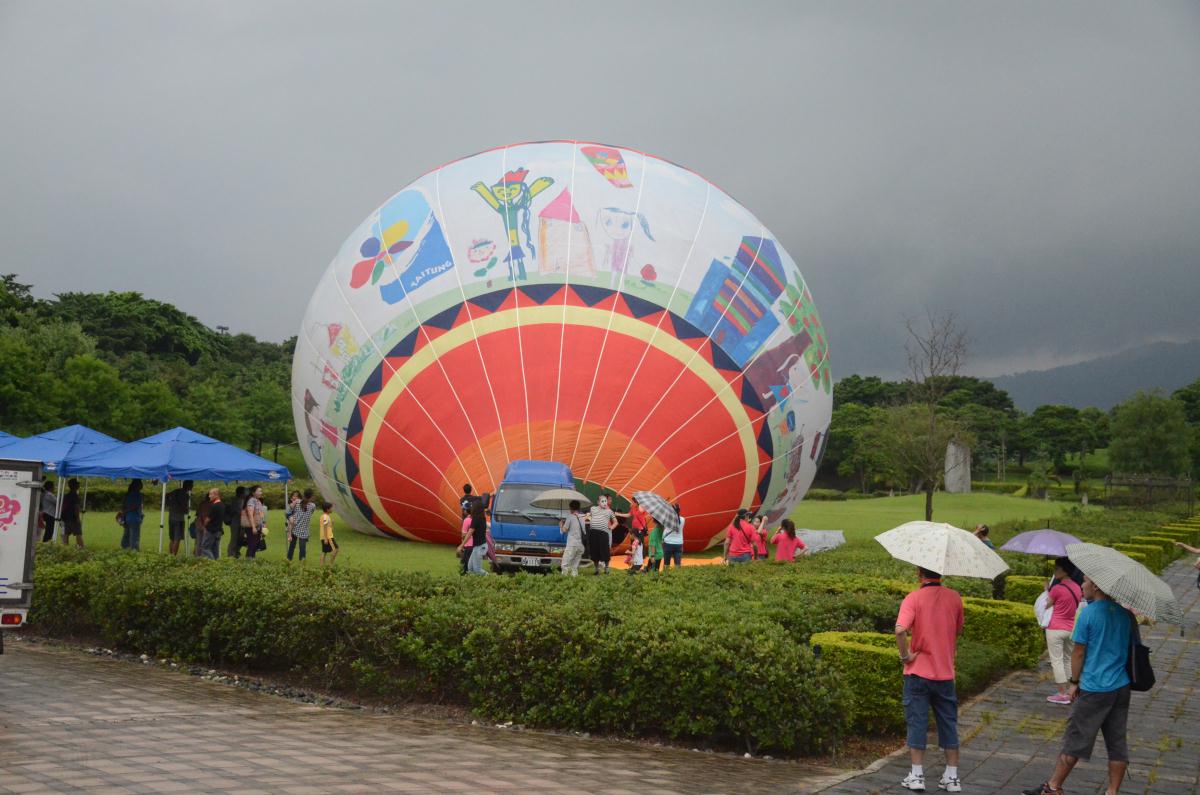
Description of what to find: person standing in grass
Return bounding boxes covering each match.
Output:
[559,499,586,576]
[1022,574,1134,795]
[770,519,805,562]
[40,479,58,543]
[166,480,193,557]
[661,501,685,568]
[644,514,664,572]
[198,488,224,560]
[319,502,338,565]
[242,485,267,560]
[226,486,246,558]
[722,509,756,565]
[287,490,316,562]
[751,513,769,561]
[583,494,617,574]
[465,501,489,575]
[60,478,83,548]
[896,566,964,793]
[1044,557,1084,705]
[119,479,145,551]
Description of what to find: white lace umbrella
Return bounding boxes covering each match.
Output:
[1065,542,1183,624]
[875,521,1009,579]
[530,488,592,511]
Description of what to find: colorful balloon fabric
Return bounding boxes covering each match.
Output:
[293,141,832,551]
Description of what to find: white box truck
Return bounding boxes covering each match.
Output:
[0,459,42,653]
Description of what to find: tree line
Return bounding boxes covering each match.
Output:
[820,372,1199,493]
[0,275,294,460]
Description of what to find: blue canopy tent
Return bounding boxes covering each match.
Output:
[1,425,124,540]
[68,427,292,552]
[0,430,19,449]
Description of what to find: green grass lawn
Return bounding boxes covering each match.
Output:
[63,491,1081,577]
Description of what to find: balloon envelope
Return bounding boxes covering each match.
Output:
[293,141,832,550]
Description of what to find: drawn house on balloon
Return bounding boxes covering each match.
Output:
[537,189,595,277]
[685,236,786,367]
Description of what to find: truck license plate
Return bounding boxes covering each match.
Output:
[520,556,542,566]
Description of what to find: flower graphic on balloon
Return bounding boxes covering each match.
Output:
[0,495,21,532]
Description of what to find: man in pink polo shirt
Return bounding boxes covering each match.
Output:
[896,567,965,792]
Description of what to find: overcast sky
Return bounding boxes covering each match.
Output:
[2,0,1198,378]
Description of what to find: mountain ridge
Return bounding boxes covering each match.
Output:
[987,340,1200,411]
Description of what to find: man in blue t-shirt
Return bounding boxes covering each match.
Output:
[1023,575,1133,795]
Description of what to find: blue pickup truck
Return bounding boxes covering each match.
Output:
[488,460,585,573]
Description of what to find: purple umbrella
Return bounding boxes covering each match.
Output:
[1000,528,1082,557]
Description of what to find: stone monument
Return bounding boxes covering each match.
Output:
[944,440,972,493]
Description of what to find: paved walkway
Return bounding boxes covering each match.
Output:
[0,641,837,794]
[814,557,1200,795]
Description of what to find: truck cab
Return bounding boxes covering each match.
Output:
[488,460,582,573]
[0,459,42,653]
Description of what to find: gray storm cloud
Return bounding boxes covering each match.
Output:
[2,0,1197,377]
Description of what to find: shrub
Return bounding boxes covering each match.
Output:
[1112,544,1163,573]
[1157,527,1200,545]
[961,597,1043,668]
[804,488,847,501]
[810,631,1009,736]
[1003,575,1047,605]
[1130,536,1176,557]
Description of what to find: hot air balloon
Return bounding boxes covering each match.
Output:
[293,141,832,551]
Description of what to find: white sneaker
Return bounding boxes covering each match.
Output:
[901,772,926,791]
[938,775,962,792]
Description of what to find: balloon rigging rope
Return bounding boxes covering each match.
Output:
[568,149,652,474]
[296,326,461,519]
[549,142,581,459]
[433,164,510,482]
[580,176,713,487]
[609,230,771,494]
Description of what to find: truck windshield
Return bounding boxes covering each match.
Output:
[492,484,566,526]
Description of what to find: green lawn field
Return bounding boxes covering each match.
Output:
[62,491,1081,576]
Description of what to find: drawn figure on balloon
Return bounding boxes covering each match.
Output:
[470,168,554,281]
[468,239,499,279]
[597,207,654,288]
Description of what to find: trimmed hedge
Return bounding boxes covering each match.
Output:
[1003,575,1047,605]
[1130,536,1177,557]
[1112,543,1163,573]
[961,597,1043,668]
[810,631,1008,736]
[32,547,872,755]
[1157,527,1200,545]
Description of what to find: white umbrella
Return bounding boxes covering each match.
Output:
[1065,542,1183,625]
[530,488,592,511]
[875,520,1009,579]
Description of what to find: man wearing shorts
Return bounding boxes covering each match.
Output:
[1023,575,1133,795]
[896,567,964,792]
[60,478,84,548]
[166,480,193,556]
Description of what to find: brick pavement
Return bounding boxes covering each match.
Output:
[0,639,837,794]
[813,557,1200,795]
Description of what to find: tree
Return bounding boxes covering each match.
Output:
[47,291,227,364]
[833,375,906,408]
[903,311,969,520]
[53,354,131,437]
[826,403,890,492]
[1173,378,1200,425]
[121,380,187,439]
[241,379,294,458]
[1108,391,1191,476]
[0,330,60,433]
[870,404,973,505]
[186,380,247,442]
[1022,405,1087,471]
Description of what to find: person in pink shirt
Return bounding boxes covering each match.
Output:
[896,567,965,793]
[1045,556,1084,704]
[722,509,756,564]
[751,514,769,561]
[771,519,807,562]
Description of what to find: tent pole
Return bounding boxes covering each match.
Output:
[159,481,167,554]
[54,485,65,543]
[82,478,89,514]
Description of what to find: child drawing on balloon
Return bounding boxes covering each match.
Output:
[468,239,498,279]
[470,168,554,281]
[597,207,654,289]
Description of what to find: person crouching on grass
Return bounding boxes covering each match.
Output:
[897,566,964,793]
[319,502,338,565]
[1022,574,1133,795]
